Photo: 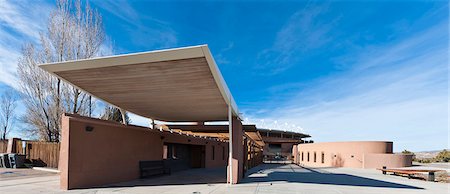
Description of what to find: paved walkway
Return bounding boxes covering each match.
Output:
[0,164,448,194]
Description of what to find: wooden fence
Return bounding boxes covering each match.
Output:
[15,140,60,168]
[0,140,7,153]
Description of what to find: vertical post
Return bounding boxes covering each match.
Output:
[119,108,127,125]
[88,96,92,117]
[428,172,435,182]
[22,141,26,157]
[228,103,233,185]
[151,119,155,129]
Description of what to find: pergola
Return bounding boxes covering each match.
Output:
[167,124,266,147]
[40,45,244,184]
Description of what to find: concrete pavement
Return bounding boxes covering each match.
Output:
[0,164,448,194]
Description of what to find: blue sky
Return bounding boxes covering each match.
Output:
[0,0,448,152]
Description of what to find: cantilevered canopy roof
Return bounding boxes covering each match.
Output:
[39,45,239,122]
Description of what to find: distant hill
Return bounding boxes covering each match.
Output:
[413,150,443,159]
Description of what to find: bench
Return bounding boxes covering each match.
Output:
[139,160,171,178]
[377,167,445,181]
[377,168,419,179]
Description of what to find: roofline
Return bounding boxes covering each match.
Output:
[257,128,311,138]
[38,45,241,121]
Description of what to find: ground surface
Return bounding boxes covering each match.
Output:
[413,162,450,171]
[0,164,448,194]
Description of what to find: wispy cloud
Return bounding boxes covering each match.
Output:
[256,3,336,74]
[93,0,177,49]
[0,0,52,89]
[0,0,49,41]
[245,20,448,152]
[215,42,235,65]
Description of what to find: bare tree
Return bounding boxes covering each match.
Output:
[100,106,130,125]
[17,0,105,142]
[0,91,17,140]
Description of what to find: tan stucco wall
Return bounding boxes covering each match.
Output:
[292,145,298,163]
[60,114,228,190]
[294,141,411,169]
[227,116,244,184]
[363,153,413,169]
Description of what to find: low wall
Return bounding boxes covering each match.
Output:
[295,141,402,168]
[363,153,413,169]
[60,114,228,190]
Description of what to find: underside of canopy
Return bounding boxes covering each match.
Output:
[39,45,239,122]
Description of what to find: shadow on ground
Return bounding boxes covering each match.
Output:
[241,164,423,190]
[87,164,423,190]
[89,167,227,189]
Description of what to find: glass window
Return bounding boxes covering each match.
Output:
[172,145,177,159]
[163,145,168,159]
[321,152,325,163]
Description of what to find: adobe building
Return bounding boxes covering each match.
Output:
[38,44,413,190]
[39,45,259,189]
[165,125,309,170]
[165,124,265,172]
[257,128,310,161]
[292,141,413,169]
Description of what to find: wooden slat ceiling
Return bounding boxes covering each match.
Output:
[39,45,238,122]
[167,124,265,147]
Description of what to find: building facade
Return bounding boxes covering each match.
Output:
[293,141,413,169]
[258,129,310,161]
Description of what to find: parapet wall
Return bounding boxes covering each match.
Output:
[294,141,411,169]
[363,153,413,169]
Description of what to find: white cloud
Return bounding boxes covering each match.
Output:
[0,0,52,89]
[92,0,177,49]
[0,1,116,89]
[245,21,448,152]
[0,0,49,41]
[256,3,336,74]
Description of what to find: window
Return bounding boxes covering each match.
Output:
[314,152,317,163]
[321,152,325,163]
[307,152,310,162]
[172,145,178,159]
[222,146,225,160]
[163,145,168,159]
[212,146,215,160]
[301,152,304,161]
[166,144,178,159]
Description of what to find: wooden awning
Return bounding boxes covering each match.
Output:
[39,45,239,122]
[167,124,265,147]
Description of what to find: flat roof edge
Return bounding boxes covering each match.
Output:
[201,45,240,119]
[38,44,241,121]
[39,45,206,72]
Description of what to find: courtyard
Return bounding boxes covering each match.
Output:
[0,164,447,194]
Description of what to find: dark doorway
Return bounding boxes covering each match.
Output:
[190,145,205,168]
[163,143,205,172]
[268,143,282,155]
